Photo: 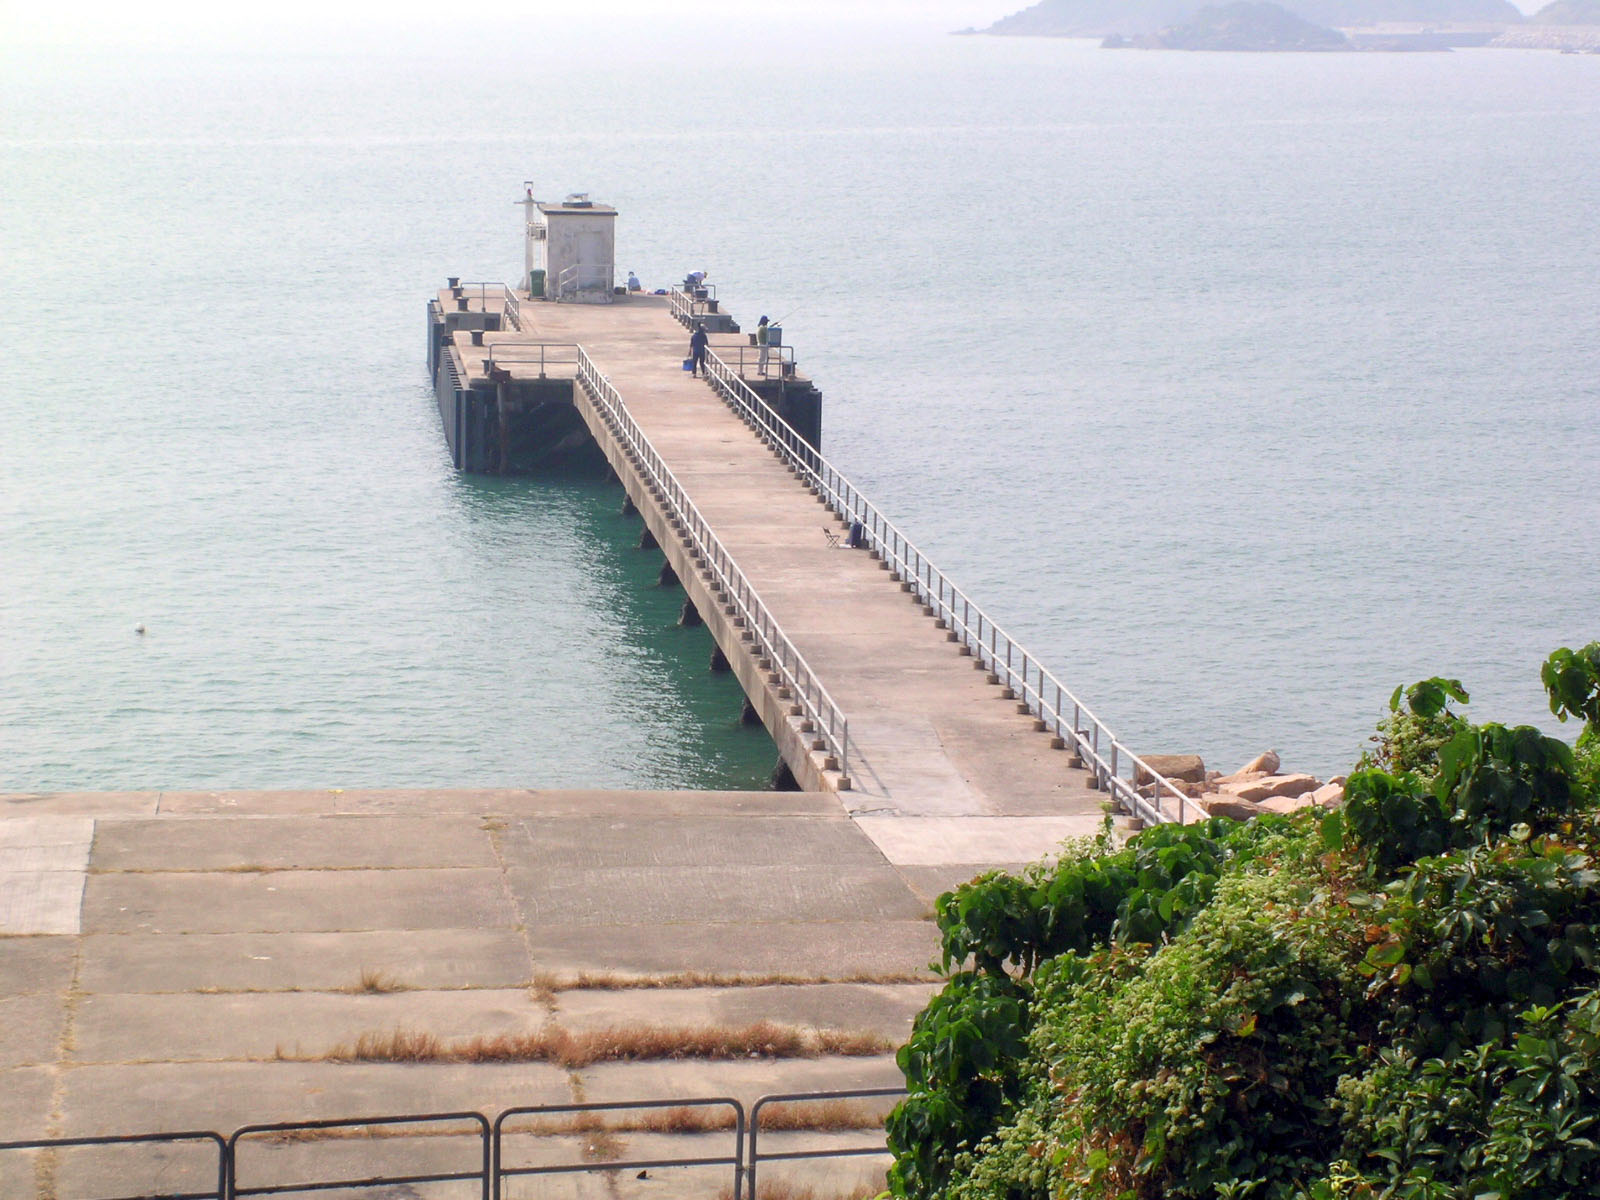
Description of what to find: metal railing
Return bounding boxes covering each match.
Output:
[668,283,719,326]
[495,1097,743,1200]
[229,1112,490,1200]
[454,281,521,331]
[484,341,581,378]
[555,264,615,300]
[0,1130,229,1200]
[747,1088,903,1200]
[725,341,797,378]
[687,322,1189,825]
[0,1090,895,1200]
[575,346,853,787]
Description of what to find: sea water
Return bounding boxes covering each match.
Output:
[2,17,1596,789]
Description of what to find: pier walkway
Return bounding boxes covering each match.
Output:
[435,289,1192,866]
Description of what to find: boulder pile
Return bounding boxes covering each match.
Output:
[1138,750,1345,822]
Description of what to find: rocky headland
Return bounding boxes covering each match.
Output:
[1531,0,1600,20]
[1104,2,1353,49]
[1494,6,1600,47]
[978,0,1522,37]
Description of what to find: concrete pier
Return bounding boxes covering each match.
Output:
[428,286,1156,872]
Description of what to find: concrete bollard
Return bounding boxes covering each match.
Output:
[470,330,484,345]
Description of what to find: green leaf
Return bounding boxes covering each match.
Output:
[1367,941,1406,969]
[1320,810,1344,852]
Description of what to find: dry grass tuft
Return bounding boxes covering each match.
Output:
[301,1021,894,1069]
[490,1099,886,1137]
[757,1099,889,1132]
[341,967,411,994]
[535,968,936,992]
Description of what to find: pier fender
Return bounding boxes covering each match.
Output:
[620,495,638,518]
[637,527,659,551]
[770,759,801,792]
[678,598,703,627]
[657,562,680,589]
[740,697,761,727]
[709,646,731,673]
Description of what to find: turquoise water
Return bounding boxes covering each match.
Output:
[2,19,1596,788]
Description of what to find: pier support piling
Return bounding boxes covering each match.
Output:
[770,760,801,791]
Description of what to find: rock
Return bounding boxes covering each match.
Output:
[1219,773,1322,802]
[1200,795,1270,822]
[1230,750,1281,778]
[1261,793,1317,814]
[1135,754,1207,785]
[1310,781,1346,807]
[1219,770,1269,787]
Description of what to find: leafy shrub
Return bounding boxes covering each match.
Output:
[1366,677,1470,782]
[889,650,1600,1200]
[1543,643,1600,743]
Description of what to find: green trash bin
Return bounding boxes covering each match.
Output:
[528,269,546,298]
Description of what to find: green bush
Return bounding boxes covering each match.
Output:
[888,646,1600,1200]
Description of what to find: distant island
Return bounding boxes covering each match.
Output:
[976,0,1522,37]
[1530,0,1600,19]
[1103,1,1353,48]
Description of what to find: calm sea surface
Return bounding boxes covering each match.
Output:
[3,20,1596,790]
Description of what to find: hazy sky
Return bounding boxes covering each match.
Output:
[2,0,1019,50]
[0,0,1548,55]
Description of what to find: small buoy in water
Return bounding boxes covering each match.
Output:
[135,624,146,635]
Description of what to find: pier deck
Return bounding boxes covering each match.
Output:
[444,292,1115,865]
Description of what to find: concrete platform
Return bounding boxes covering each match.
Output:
[0,787,1033,1189]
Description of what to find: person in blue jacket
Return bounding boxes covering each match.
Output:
[689,322,709,377]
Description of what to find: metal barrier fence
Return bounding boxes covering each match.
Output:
[555,264,615,300]
[667,283,719,326]
[228,1112,490,1200]
[0,1131,229,1200]
[724,342,797,379]
[453,281,521,332]
[484,341,581,378]
[495,1097,743,1200]
[574,347,853,786]
[672,289,1190,825]
[747,1088,903,1200]
[0,1090,898,1200]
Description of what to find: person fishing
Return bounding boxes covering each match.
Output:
[755,315,771,377]
[688,321,709,378]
